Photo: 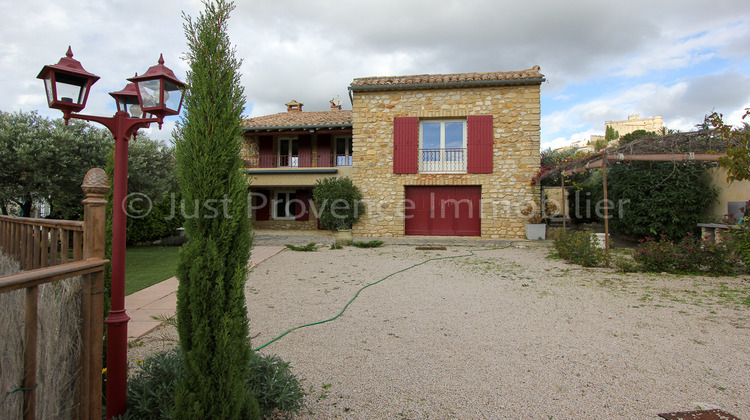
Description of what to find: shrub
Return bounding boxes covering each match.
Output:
[126,350,184,420]
[285,243,318,252]
[551,229,605,267]
[247,353,306,418]
[349,240,384,248]
[125,349,305,419]
[126,193,185,245]
[633,234,740,275]
[312,177,365,230]
[608,161,718,240]
[613,254,640,273]
[728,219,750,268]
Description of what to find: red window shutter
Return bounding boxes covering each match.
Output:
[298,135,312,167]
[393,117,419,174]
[254,189,270,221]
[259,136,273,168]
[467,115,494,173]
[317,134,331,167]
[295,189,310,221]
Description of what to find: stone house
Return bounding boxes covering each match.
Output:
[242,67,544,238]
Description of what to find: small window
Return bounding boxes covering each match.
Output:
[274,191,297,220]
[419,120,466,173]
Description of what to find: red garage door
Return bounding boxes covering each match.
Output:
[405,186,481,236]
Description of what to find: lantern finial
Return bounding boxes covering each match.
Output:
[66,46,73,59]
[158,54,164,65]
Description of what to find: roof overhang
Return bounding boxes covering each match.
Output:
[348,77,546,92]
[243,123,353,134]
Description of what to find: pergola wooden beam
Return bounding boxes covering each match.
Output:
[562,153,724,175]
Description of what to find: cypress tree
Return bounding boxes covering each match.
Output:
[173,1,259,418]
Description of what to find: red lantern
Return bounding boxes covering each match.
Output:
[36,46,100,117]
[109,79,150,119]
[128,54,185,121]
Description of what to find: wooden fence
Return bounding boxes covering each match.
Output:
[0,216,84,270]
[0,168,109,420]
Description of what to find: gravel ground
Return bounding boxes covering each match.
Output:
[130,241,750,419]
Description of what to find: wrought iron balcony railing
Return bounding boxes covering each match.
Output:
[419,148,467,173]
[245,154,353,169]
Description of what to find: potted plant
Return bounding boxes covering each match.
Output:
[521,204,546,240]
[312,177,366,244]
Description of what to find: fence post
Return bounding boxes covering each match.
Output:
[79,168,109,420]
[23,285,38,420]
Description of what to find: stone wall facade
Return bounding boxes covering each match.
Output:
[351,84,542,239]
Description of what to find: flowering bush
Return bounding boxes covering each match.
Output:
[727,218,750,267]
[633,234,739,275]
[551,228,605,267]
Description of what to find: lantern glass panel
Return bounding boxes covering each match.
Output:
[55,73,88,104]
[129,104,144,118]
[164,80,182,112]
[137,79,161,109]
[44,76,54,105]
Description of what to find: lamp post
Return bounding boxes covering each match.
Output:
[38,47,185,419]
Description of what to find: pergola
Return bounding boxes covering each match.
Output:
[541,130,731,266]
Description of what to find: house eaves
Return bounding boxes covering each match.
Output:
[348,77,546,92]
[242,122,353,133]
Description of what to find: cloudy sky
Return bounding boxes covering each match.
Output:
[1,0,748,149]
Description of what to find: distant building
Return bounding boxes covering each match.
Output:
[605,114,663,138]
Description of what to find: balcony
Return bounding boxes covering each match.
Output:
[419,148,467,173]
[245,154,353,169]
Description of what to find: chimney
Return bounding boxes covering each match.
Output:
[330,95,342,111]
[286,100,303,112]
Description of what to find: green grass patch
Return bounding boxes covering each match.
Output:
[125,246,181,295]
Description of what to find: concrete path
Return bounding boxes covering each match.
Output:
[126,246,284,341]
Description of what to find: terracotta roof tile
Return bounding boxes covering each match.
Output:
[350,66,544,89]
[243,110,352,130]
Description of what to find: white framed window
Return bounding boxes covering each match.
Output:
[278,137,298,167]
[334,136,353,166]
[273,191,297,220]
[419,120,467,173]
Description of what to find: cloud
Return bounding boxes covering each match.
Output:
[638,72,750,129]
[3,0,750,146]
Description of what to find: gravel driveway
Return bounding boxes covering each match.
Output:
[133,241,750,419]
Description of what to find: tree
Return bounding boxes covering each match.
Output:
[619,129,657,145]
[704,109,750,182]
[173,1,259,418]
[605,125,619,141]
[0,110,112,218]
[46,118,112,219]
[0,110,54,216]
[122,135,183,244]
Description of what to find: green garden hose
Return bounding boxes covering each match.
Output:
[252,243,518,351]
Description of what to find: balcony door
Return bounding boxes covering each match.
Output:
[278,137,298,167]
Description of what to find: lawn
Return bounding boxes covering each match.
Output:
[125,246,181,295]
